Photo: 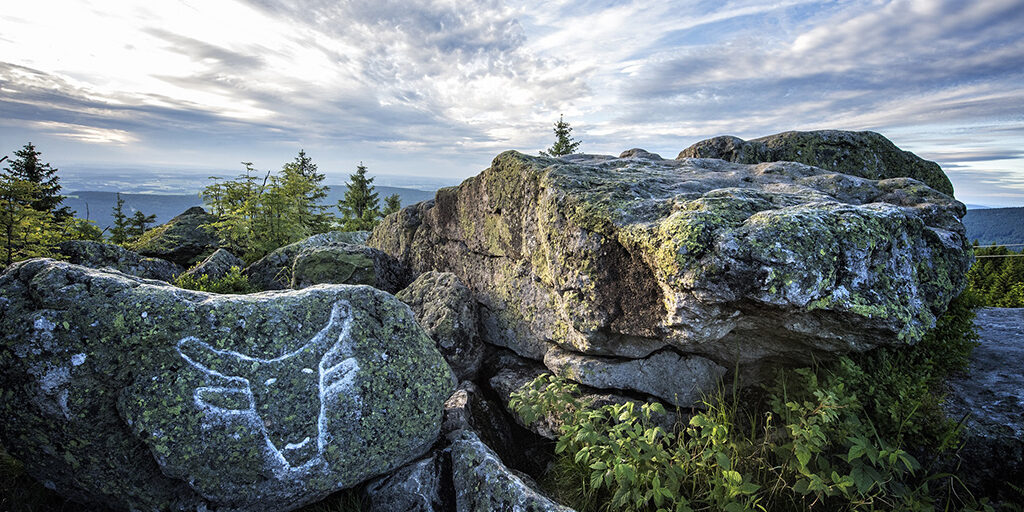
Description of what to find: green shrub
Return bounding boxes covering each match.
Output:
[511,293,993,512]
[173,266,257,294]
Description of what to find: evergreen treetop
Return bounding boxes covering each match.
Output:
[543,114,582,157]
[337,163,380,231]
[2,142,71,221]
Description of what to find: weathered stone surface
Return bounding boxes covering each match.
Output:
[244,231,405,292]
[543,347,725,407]
[398,272,486,380]
[677,130,954,196]
[364,452,451,512]
[179,248,244,281]
[618,148,663,160]
[128,206,220,268]
[369,150,970,389]
[0,259,454,512]
[450,430,574,512]
[943,307,1024,502]
[57,240,182,282]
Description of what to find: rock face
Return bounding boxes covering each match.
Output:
[128,206,220,267]
[179,248,244,281]
[0,259,454,512]
[57,240,182,282]
[244,231,404,293]
[369,149,970,396]
[944,307,1024,501]
[677,130,954,196]
[397,272,486,380]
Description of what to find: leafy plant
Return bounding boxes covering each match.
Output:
[174,266,256,294]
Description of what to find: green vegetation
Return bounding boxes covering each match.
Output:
[511,294,993,512]
[337,163,382,231]
[201,151,333,262]
[173,266,257,294]
[1,143,101,267]
[967,244,1024,306]
[541,114,582,157]
[962,208,1024,247]
[109,192,158,245]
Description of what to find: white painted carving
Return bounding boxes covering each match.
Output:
[177,301,360,474]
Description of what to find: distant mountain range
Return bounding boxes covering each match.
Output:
[963,207,1024,246]
[64,185,437,233]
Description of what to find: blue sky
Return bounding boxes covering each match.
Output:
[1,0,1022,205]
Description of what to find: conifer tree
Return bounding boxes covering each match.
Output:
[542,114,582,157]
[381,193,402,217]
[2,142,71,221]
[110,193,129,244]
[128,210,157,238]
[337,163,380,231]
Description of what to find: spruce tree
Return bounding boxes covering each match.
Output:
[110,193,129,244]
[2,142,71,221]
[543,114,581,157]
[337,163,380,231]
[381,193,402,217]
[128,210,157,238]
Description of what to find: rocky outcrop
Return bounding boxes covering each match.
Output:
[57,240,182,282]
[369,149,970,400]
[179,247,244,281]
[677,130,954,196]
[0,259,454,512]
[244,231,405,292]
[128,206,219,267]
[364,453,450,512]
[450,430,574,512]
[944,307,1024,502]
[397,272,486,380]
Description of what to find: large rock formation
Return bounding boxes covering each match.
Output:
[396,272,486,380]
[57,240,182,282]
[244,231,405,293]
[369,147,970,398]
[128,206,220,267]
[178,248,244,281]
[677,130,954,196]
[0,259,454,512]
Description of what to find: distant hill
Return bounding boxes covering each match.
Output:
[64,186,437,232]
[963,207,1024,246]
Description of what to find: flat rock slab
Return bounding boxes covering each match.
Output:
[0,259,453,512]
[944,307,1024,499]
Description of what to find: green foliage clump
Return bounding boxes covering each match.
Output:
[201,150,333,262]
[109,192,157,245]
[511,295,993,512]
[967,244,1024,307]
[174,266,256,294]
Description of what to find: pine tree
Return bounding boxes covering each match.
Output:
[2,142,71,221]
[542,114,581,157]
[337,163,380,231]
[0,176,54,266]
[382,194,402,217]
[128,210,157,238]
[280,149,332,234]
[110,193,129,244]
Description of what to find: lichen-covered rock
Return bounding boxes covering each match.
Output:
[57,240,182,282]
[364,452,451,512]
[543,347,725,407]
[179,248,244,281]
[677,130,954,196]
[450,430,574,512]
[244,231,405,292]
[618,148,663,160]
[943,308,1024,502]
[369,149,970,392]
[127,206,220,267]
[397,272,486,380]
[0,259,454,512]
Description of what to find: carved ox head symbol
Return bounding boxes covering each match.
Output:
[177,300,360,470]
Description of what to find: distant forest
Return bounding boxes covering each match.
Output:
[64,186,435,233]
[962,207,1024,245]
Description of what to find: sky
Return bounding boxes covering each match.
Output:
[1,0,1022,205]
